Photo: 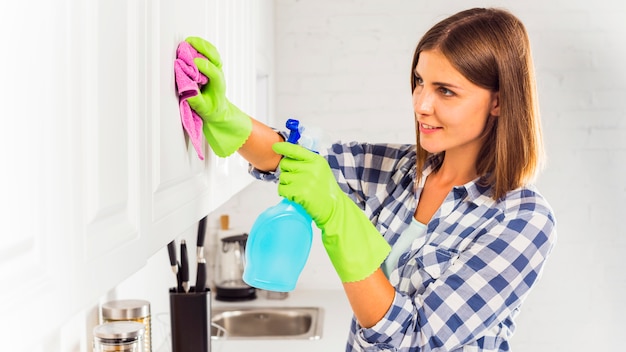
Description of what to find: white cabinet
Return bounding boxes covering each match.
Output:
[147,0,259,254]
[0,0,270,349]
[67,0,148,310]
[146,0,214,256]
[0,0,75,345]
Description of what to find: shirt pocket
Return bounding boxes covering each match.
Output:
[416,243,458,280]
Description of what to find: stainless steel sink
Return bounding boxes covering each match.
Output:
[210,306,323,340]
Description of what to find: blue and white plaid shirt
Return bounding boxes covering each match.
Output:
[251,140,557,352]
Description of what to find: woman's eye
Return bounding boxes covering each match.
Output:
[439,87,454,96]
[414,76,424,86]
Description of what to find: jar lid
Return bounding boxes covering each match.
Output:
[93,321,145,339]
[101,299,150,319]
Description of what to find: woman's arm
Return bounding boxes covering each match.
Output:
[351,201,556,350]
[238,117,284,172]
[343,268,396,328]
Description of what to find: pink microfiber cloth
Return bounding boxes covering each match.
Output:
[175,41,209,160]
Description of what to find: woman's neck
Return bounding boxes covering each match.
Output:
[433,149,479,187]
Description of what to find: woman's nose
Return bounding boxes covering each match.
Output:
[412,88,434,115]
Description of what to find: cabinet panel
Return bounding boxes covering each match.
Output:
[147,0,259,251]
[0,0,72,345]
[146,0,212,253]
[70,0,147,303]
[83,0,135,258]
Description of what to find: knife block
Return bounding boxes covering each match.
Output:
[169,287,211,352]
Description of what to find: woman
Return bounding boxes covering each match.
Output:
[186,7,556,351]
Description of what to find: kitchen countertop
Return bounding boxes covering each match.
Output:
[158,289,353,352]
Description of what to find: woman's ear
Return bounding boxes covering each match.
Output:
[490,91,500,117]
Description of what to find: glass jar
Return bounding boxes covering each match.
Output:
[101,299,151,352]
[93,321,145,352]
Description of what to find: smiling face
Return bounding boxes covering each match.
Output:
[413,50,499,158]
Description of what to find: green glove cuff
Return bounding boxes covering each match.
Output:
[321,195,391,283]
[200,102,252,157]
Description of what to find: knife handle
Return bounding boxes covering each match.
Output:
[195,258,207,292]
[180,240,189,292]
[197,216,207,248]
[167,240,178,279]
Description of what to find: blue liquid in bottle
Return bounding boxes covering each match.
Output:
[242,119,314,292]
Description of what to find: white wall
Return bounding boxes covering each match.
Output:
[214,0,626,351]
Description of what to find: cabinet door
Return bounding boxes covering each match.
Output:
[145,0,213,254]
[0,0,74,344]
[66,0,148,306]
[147,0,257,252]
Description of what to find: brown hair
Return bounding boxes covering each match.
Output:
[411,8,544,200]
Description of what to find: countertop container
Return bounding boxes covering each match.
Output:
[93,321,145,352]
[101,299,152,352]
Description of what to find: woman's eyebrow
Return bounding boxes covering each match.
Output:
[414,69,462,89]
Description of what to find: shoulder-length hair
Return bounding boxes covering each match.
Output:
[411,8,544,200]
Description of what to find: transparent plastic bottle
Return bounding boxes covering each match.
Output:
[242,119,316,292]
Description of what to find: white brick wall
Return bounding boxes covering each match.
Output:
[213,1,626,350]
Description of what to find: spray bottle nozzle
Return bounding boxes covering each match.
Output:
[285,118,320,153]
[286,118,302,144]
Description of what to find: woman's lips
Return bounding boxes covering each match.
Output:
[419,123,442,134]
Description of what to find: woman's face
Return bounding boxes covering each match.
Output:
[412,50,499,156]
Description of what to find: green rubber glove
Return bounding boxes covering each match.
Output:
[185,37,252,157]
[272,142,391,283]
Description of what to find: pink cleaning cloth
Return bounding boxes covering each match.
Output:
[175,41,209,160]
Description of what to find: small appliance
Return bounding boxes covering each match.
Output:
[214,234,256,301]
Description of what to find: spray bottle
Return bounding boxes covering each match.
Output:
[242,119,317,292]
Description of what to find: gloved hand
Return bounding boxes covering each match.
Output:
[185,37,252,157]
[272,142,391,283]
